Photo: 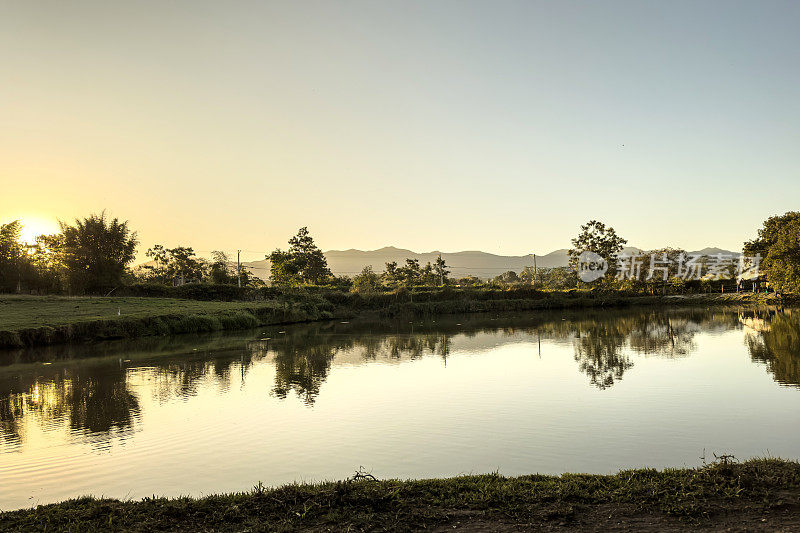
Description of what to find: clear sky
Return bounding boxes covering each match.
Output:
[2,1,798,260]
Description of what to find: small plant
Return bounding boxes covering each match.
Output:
[348,466,378,482]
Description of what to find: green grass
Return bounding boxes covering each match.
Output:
[0,295,281,330]
[0,295,333,348]
[0,290,778,349]
[2,458,798,531]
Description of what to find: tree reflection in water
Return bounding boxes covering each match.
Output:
[745,308,800,388]
[0,364,140,447]
[2,307,791,446]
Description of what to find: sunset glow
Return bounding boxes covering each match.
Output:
[17,216,59,245]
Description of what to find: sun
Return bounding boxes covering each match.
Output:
[18,217,60,245]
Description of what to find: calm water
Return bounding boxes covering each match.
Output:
[2,307,800,510]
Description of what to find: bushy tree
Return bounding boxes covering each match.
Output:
[26,234,66,292]
[614,247,687,293]
[397,259,421,288]
[143,245,206,285]
[521,266,577,290]
[60,213,138,293]
[209,251,234,284]
[352,266,382,293]
[745,212,800,293]
[454,275,483,286]
[382,261,400,287]
[568,220,627,280]
[380,257,449,288]
[494,270,520,284]
[268,227,332,286]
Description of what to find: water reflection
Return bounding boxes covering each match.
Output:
[566,311,719,389]
[2,307,799,448]
[744,309,800,387]
[0,364,140,447]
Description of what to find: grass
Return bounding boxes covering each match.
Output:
[0,295,292,330]
[2,458,799,531]
[0,290,778,349]
[0,295,333,348]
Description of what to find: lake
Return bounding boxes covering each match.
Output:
[1,307,799,510]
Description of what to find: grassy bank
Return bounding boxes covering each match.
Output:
[0,295,332,349]
[2,458,799,531]
[0,290,779,349]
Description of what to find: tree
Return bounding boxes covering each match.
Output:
[209,251,233,284]
[59,212,138,293]
[745,212,800,293]
[352,266,382,293]
[493,270,520,284]
[568,220,627,280]
[420,262,436,285]
[143,245,206,285]
[27,233,66,293]
[454,275,482,286]
[397,259,422,288]
[0,222,66,293]
[616,247,687,293]
[0,221,25,292]
[165,247,206,284]
[433,256,450,286]
[382,261,400,287]
[268,227,332,286]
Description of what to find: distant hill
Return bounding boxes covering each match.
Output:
[236,245,739,281]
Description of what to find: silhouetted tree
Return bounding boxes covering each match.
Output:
[143,245,206,285]
[59,212,138,293]
[0,221,24,292]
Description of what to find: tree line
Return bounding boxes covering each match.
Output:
[489,214,800,295]
[1,211,799,295]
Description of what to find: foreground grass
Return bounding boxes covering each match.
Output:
[2,459,799,531]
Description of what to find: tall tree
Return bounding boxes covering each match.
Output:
[209,251,233,284]
[60,212,138,293]
[568,220,627,279]
[433,256,450,286]
[745,212,800,294]
[268,227,332,286]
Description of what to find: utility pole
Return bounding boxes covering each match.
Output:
[237,250,241,288]
[438,253,443,286]
[533,253,537,288]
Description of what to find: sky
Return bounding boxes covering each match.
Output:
[2,0,798,261]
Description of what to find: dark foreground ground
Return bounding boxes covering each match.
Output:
[2,459,800,532]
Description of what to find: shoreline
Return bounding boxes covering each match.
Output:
[2,458,799,531]
[0,290,785,350]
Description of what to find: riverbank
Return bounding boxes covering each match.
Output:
[0,294,332,348]
[2,458,799,531]
[0,290,782,349]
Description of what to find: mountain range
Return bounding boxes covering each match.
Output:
[238,246,740,281]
